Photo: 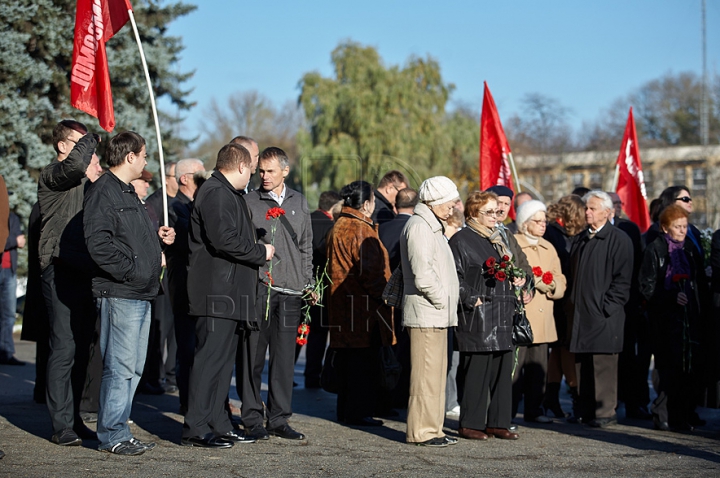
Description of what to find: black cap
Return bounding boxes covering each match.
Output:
[485,185,514,199]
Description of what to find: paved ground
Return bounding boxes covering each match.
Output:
[1,333,720,477]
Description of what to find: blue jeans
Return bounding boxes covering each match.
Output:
[0,267,17,361]
[97,298,151,449]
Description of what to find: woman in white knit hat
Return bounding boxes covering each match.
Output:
[511,200,566,423]
[400,176,460,447]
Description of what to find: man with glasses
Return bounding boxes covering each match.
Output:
[372,170,409,225]
[38,120,100,446]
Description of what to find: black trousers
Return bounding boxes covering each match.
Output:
[242,290,301,429]
[651,367,699,425]
[336,347,380,422]
[182,316,239,437]
[41,263,96,433]
[575,353,619,420]
[79,314,102,414]
[512,343,549,420]
[459,350,513,430]
[303,299,329,385]
[618,313,652,410]
[173,308,196,411]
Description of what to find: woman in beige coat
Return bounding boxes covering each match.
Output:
[511,200,566,423]
[400,176,460,447]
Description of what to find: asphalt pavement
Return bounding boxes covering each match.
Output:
[1,332,720,477]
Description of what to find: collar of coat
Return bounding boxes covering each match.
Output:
[580,221,614,241]
[515,233,551,251]
[339,206,375,227]
[252,185,296,205]
[413,202,443,234]
[210,170,245,196]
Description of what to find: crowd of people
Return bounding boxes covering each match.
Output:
[1,119,720,457]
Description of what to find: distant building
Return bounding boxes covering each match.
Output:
[515,145,720,229]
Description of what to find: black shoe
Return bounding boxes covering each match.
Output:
[105,440,146,455]
[51,428,81,446]
[244,424,270,440]
[73,424,98,440]
[443,436,459,445]
[653,416,670,431]
[688,414,706,427]
[588,416,617,428]
[669,421,695,432]
[267,424,306,440]
[80,412,98,423]
[220,430,257,444]
[376,409,399,418]
[416,437,447,447]
[137,383,165,395]
[181,433,233,448]
[345,417,384,427]
[0,449,4,459]
[163,384,179,394]
[0,356,25,366]
[509,423,519,431]
[625,405,652,420]
[130,437,156,450]
[304,377,321,389]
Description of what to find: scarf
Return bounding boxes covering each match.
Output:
[522,231,540,246]
[466,217,512,260]
[664,234,691,291]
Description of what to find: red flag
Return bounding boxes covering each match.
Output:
[70,0,133,132]
[480,82,515,218]
[616,107,651,232]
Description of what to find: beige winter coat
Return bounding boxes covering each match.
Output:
[515,233,567,344]
[400,203,459,328]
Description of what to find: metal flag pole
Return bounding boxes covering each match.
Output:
[127,9,169,226]
[507,152,522,193]
[611,164,620,192]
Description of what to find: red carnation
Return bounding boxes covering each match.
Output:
[532,266,543,277]
[672,273,690,283]
[265,207,286,220]
[298,324,310,335]
[485,257,496,268]
[495,270,507,282]
[296,337,307,346]
[542,271,553,285]
[502,255,510,261]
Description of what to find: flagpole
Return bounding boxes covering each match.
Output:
[611,164,620,192]
[127,9,168,226]
[507,152,522,193]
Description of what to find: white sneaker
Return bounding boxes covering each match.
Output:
[445,405,460,418]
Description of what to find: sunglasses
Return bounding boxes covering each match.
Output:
[676,196,692,203]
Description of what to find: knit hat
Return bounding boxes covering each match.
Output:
[418,176,460,206]
[485,185,514,199]
[516,200,547,230]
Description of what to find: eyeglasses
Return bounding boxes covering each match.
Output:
[676,196,692,203]
[478,210,499,217]
[529,219,547,226]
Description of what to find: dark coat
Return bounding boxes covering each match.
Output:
[328,207,394,348]
[166,191,192,313]
[20,203,47,342]
[3,213,22,273]
[187,171,267,322]
[310,209,333,270]
[83,171,163,301]
[38,134,98,272]
[371,190,395,225]
[567,223,633,354]
[145,188,178,230]
[543,221,575,344]
[379,213,412,271]
[449,228,532,353]
[639,236,706,370]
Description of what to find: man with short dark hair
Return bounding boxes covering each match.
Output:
[568,190,633,428]
[231,136,260,173]
[38,120,101,446]
[84,131,176,455]
[380,188,418,271]
[182,143,272,448]
[372,170,409,225]
[303,190,342,388]
[242,147,313,441]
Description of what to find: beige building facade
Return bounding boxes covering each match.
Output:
[515,145,720,229]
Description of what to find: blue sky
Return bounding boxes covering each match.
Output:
[163,0,718,141]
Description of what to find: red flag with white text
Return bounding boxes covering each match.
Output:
[616,107,651,232]
[71,0,133,132]
[480,82,515,218]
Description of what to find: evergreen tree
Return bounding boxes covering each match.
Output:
[0,0,196,220]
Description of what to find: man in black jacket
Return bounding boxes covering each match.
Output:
[38,120,101,446]
[181,143,273,449]
[568,191,633,428]
[372,170,408,225]
[84,131,175,456]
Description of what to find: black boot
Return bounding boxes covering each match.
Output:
[542,382,567,418]
[566,386,581,423]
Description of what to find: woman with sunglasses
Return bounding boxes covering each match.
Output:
[449,191,532,441]
[644,186,704,257]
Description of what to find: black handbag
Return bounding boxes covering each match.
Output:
[378,346,402,391]
[320,348,341,394]
[512,310,534,346]
[382,266,403,307]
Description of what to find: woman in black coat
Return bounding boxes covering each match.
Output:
[449,191,532,441]
[639,204,707,431]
